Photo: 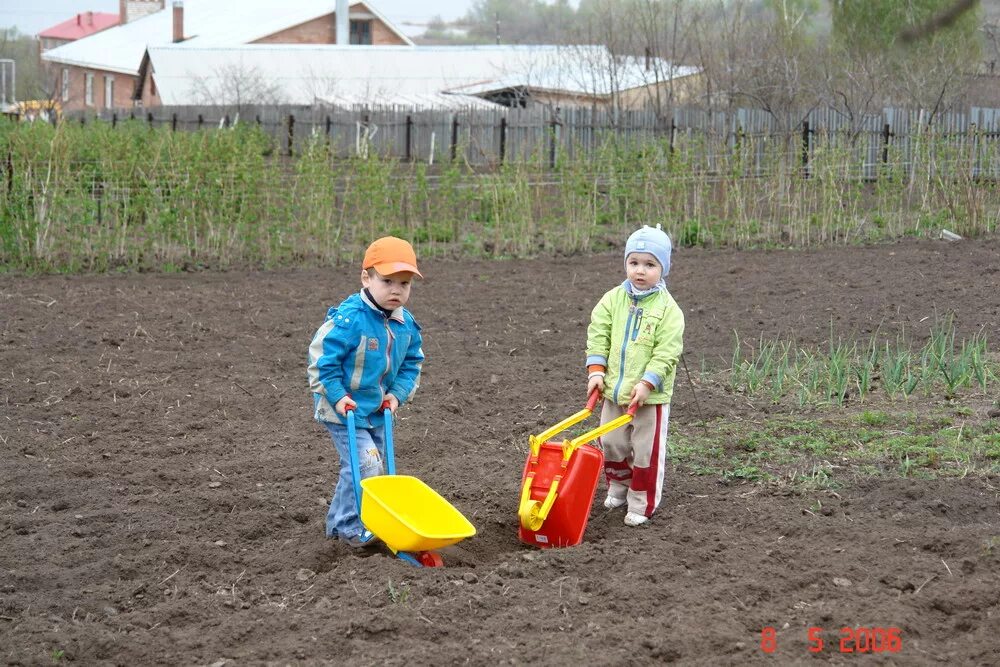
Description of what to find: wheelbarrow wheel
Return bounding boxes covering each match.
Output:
[418,551,444,567]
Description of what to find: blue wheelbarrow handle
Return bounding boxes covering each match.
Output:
[346,402,396,517]
[382,402,396,476]
[346,408,363,516]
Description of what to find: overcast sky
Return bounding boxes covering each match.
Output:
[0,0,480,36]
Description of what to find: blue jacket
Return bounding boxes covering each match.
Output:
[307,291,424,429]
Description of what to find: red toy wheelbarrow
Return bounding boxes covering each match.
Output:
[517,391,636,548]
[347,403,476,567]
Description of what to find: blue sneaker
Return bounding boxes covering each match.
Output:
[341,530,378,548]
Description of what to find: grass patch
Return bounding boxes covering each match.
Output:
[673,406,1000,490]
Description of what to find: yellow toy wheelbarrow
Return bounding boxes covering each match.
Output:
[348,403,476,567]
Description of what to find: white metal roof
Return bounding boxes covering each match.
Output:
[41,0,413,76]
[442,49,700,97]
[144,44,699,108]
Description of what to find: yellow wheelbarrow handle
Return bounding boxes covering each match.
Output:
[564,403,637,459]
[528,390,602,457]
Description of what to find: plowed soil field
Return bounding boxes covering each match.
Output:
[3,238,999,665]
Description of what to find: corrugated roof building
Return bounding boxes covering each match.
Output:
[42,0,412,111]
[136,44,701,111]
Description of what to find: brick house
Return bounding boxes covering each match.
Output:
[37,11,120,53]
[41,0,412,112]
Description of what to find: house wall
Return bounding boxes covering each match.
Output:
[120,0,164,24]
[525,90,604,109]
[40,37,71,52]
[370,16,407,45]
[251,9,406,45]
[253,14,336,44]
[58,64,139,111]
[525,73,704,111]
[618,73,704,109]
[139,67,161,108]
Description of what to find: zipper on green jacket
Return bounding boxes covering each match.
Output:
[612,297,640,403]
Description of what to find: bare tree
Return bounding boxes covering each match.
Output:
[816,46,893,143]
[693,1,824,128]
[188,62,285,112]
[626,0,703,118]
[691,0,752,113]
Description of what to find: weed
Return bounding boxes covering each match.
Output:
[984,536,1000,555]
[795,462,836,489]
[860,411,890,427]
[387,578,411,604]
[722,465,765,483]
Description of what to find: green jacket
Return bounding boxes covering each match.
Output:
[586,285,685,405]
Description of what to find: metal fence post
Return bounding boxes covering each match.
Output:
[405,114,412,162]
[548,111,558,169]
[881,122,891,170]
[171,113,178,132]
[450,115,459,162]
[499,116,507,166]
[95,183,103,227]
[4,150,12,198]
[801,119,810,178]
[287,114,295,156]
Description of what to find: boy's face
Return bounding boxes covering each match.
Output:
[362,268,415,310]
[625,251,662,290]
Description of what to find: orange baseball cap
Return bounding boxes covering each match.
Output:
[362,236,422,278]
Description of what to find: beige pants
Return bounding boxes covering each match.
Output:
[599,401,670,517]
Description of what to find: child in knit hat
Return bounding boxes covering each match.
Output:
[585,224,685,526]
[307,236,425,546]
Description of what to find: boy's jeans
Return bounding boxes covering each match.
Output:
[323,421,385,539]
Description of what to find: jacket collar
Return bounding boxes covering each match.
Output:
[360,289,405,323]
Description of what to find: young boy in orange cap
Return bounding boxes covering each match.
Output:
[307,237,425,546]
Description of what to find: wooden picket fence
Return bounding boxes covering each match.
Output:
[77,103,1000,177]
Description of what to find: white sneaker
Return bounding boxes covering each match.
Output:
[624,512,648,526]
[603,495,626,509]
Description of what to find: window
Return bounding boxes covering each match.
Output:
[84,73,94,106]
[349,20,372,45]
[150,76,156,97]
[61,69,69,102]
[105,76,114,109]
